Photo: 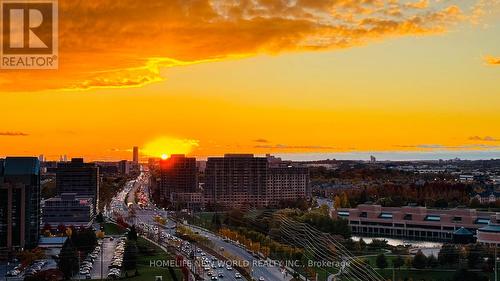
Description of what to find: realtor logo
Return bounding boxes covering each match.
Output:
[1,0,58,69]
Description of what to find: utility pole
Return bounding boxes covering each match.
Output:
[101,240,104,281]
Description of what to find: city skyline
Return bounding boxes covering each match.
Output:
[1,0,499,161]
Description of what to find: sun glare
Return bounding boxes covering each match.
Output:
[142,137,199,158]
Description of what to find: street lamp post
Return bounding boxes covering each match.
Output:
[101,240,104,281]
[495,247,498,281]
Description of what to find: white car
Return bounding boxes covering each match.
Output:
[235,273,241,279]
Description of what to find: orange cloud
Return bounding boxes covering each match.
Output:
[484,55,500,65]
[0,0,485,92]
[406,0,429,9]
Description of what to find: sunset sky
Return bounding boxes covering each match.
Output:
[1,0,499,161]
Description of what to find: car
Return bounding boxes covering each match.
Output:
[226,266,232,271]
[85,274,91,279]
[207,271,213,276]
[211,276,218,280]
[235,273,242,279]
[259,277,265,281]
[218,272,224,278]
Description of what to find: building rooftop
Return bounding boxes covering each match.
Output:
[453,227,473,236]
[38,236,67,245]
[478,224,500,233]
[3,157,40,175]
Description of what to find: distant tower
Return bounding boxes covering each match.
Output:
[370,155,376,163]
[133,146,139,164]
[38,154,44,162]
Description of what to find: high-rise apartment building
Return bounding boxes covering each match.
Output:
[56,158,99,212]
[267,166,310,206]
[0,157,41,253]
[159,154,197,204]
[204,154,268,207]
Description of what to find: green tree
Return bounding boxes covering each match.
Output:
[128,225,138,241]
[212,212,222,230]
[376,253,388,269]
[58,239,78,278]
[427,254,439,268]
[412,250,427,269]
[439,244,460,266]
[469,198,481,208]
[96,212,104,223]
[467,244,484,269]
[393,255,404,269]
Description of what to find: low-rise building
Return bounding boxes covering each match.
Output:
[471,190,500,204]
[477,214,500,246]
[42,193,95,227]
[334,204,498,242]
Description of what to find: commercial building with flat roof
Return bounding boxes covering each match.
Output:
[42,193,95,227]
[334,204,499,242]
[477,214,500,246]
[0,157,41,254]
[56,158,99,212]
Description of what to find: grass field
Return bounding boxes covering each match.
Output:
[101,222,127,235]
[376,268,493,281]
[123,237,183,281]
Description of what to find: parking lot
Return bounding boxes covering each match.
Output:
[89,236,119,279]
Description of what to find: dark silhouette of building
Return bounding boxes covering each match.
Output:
[159,155,197,205]
[0,157,41,254]
[56,158,99,212]
[133,146,139,164]
[204,154,268,208]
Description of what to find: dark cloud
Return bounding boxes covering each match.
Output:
[0,131,29,136]
[255,144,335,150]
[469,136,499,142]
[253,139,269,143]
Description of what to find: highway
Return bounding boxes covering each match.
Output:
[187,226,290,281]
[110,172,291,281]
[110,172,244,281]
